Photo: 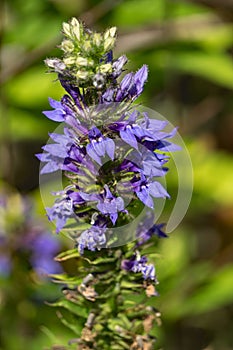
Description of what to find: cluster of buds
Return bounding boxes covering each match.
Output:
[45,18,118,87]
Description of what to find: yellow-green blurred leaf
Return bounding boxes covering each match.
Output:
[5,67,64,107]
[172,52,233,89]
[182,265,233,314]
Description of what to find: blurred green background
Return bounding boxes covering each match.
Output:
[0,0,233,349]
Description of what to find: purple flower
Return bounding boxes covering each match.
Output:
[121,252,156,280]
[134,65,148,96]
[37,128,98,176]
[36,131,72,174]
[31,232,61,255]
[131,173,169,209]
[101,65,148,103]
[115,159,140,174]
[46,190,84,233]
[31,256,62,275]
[129,148,168,177]
[136,213,167,246]
[0,255,12,278]
[86,127,115,165]
[64,144,99,178]
[101,88,115,103]
[43,98,66,122]
[43,96,87,133]
[79,185,126,224]
[59,77,87,113]
[77,226,107,254]
[97,185,125,224]
[108,110,142,149]
[116,65,148,102]
[112,55,128,78]
[139,116,180,152]
[105,50,113,63]
[119,124,141,150]
[30,232,62,275]
[108,111,179,158]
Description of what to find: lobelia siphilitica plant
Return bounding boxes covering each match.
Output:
[37,18,179,350]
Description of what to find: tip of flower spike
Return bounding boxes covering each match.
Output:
[62,18,82,40]
[45,17,121,88]
[103,27,117,51]
[104,27,117,40]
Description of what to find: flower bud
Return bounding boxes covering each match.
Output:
[61,40,74,53]
[112,55,128,77]
[104,27,117,40]
[70,18,81,40]
[70,17,79,28]
[44,58,66,73]
[104,37,115,51]
[63,57,76,66]
[83,41,91,52]
[110,26,117,37]
[76,57,89,66]
[120,72,133,91]
[93,33,102,47]
[99,63,112,74]
[76,70,88,79]
[62,22,71,37]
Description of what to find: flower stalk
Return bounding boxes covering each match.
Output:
[38,18,178,349]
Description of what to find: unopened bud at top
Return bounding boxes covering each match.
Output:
[46,18,120,87]
[104,27,117,40]
[62,22,71,37]
[104,37,115,51]
[70,17,79,28]
[93,33,102,47]
[70,17,81,40]
[62,18,82,41]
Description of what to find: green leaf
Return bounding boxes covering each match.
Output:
[49,299,89,318]
[172,52,233,89]
[141,244,163,257]
[0,107,54,141]
[40,326,59,344]
[182,265,233,314]
[83,256,116,265]
[194,24,233,51]
[117,313,133,329]
[189,141,233,206]
[55,249,80,262]
[122,293,146,305]
[49,273,83,285]
[5,67,64,108]
[62,222,91,232]
[57,311,83,336]
[150,51,233,89]
[120,280,142,289]
[112,0,205,27]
